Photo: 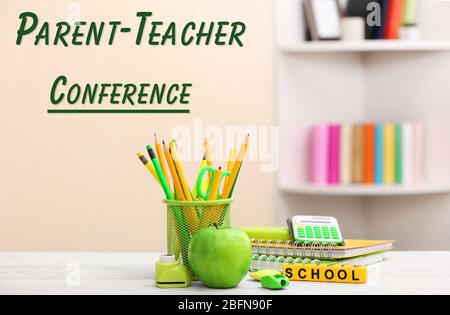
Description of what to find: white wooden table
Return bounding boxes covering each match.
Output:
[1,251,449,295]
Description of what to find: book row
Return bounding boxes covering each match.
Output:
[308,123,423,185]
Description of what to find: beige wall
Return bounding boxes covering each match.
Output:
[0,0,274,250]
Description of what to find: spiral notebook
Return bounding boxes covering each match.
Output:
[250,252,385,272]
[251,239,394,260]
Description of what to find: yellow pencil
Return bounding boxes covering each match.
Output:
[208,167,223,201]
[204,138,213,167]
[224,148,236,188]
[163,142,201,235]
[201,166,223,228]
[154,134,171,192]
[222,134,249,198]
[170,141,193,201]
[137,152,160,184]
[163,141,186,201]
[169,141,199,232]
[193,156,208,199]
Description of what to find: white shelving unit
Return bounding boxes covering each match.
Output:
[275,0,450,247]
[276,0,450,198]
[280,183,450,196]
[280,40,450,53]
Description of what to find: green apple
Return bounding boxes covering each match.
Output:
[188,225,252,288]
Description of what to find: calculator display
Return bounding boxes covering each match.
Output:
[291,216,344,245]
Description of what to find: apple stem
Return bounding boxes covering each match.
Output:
[213,223,219,229]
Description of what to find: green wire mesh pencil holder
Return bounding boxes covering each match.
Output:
[164,198,232,271]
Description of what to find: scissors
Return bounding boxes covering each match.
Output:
[196,166,230,200]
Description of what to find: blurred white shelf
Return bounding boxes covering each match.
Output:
[280,183,450,196]
[280,40,450,53]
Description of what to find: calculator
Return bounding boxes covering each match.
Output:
[288,215,344,245]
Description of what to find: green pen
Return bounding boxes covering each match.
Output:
[147,145,173,200]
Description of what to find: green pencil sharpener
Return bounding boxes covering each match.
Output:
[155,255,192,288]
[260,274,290,290]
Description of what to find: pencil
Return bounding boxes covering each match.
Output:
[154,134,171,192]
[163,141,186,201]
[208,167,223,201]
[193,156,208,199]
[170,141,193,201]
[222,134,249,199]
[204,138,213,180]
[147,145,173,200]
[204,138,213,167]
[224,148,236,188]
[201,166,223,228]
[163,142,199,232]
[169,142,199,232]
[137,152,160,184]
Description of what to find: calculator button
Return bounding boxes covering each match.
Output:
[297,228,305,238]
[313,227,322,238]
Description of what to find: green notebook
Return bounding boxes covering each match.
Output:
[240,226,291,242]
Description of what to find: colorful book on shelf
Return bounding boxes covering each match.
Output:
[346,0,381,39]
[250,251,386,272]
[395,124,403,184]
[340,124,352,184]
[375,0,390,39]
[352,124,364,183]
[375,124,384,184]
[251,239,395,260]
[309,125,328,185]
[385,0,404,39]
[383,123,396,184]
[402,0,419,26]
[328,124,340,184]
[402,122,413,185]
[364,123,375,184]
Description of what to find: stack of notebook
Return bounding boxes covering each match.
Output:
[242,227,394,272]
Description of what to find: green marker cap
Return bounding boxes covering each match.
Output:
[260,274,290,290]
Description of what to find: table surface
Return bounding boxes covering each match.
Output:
[1,251,449,295]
